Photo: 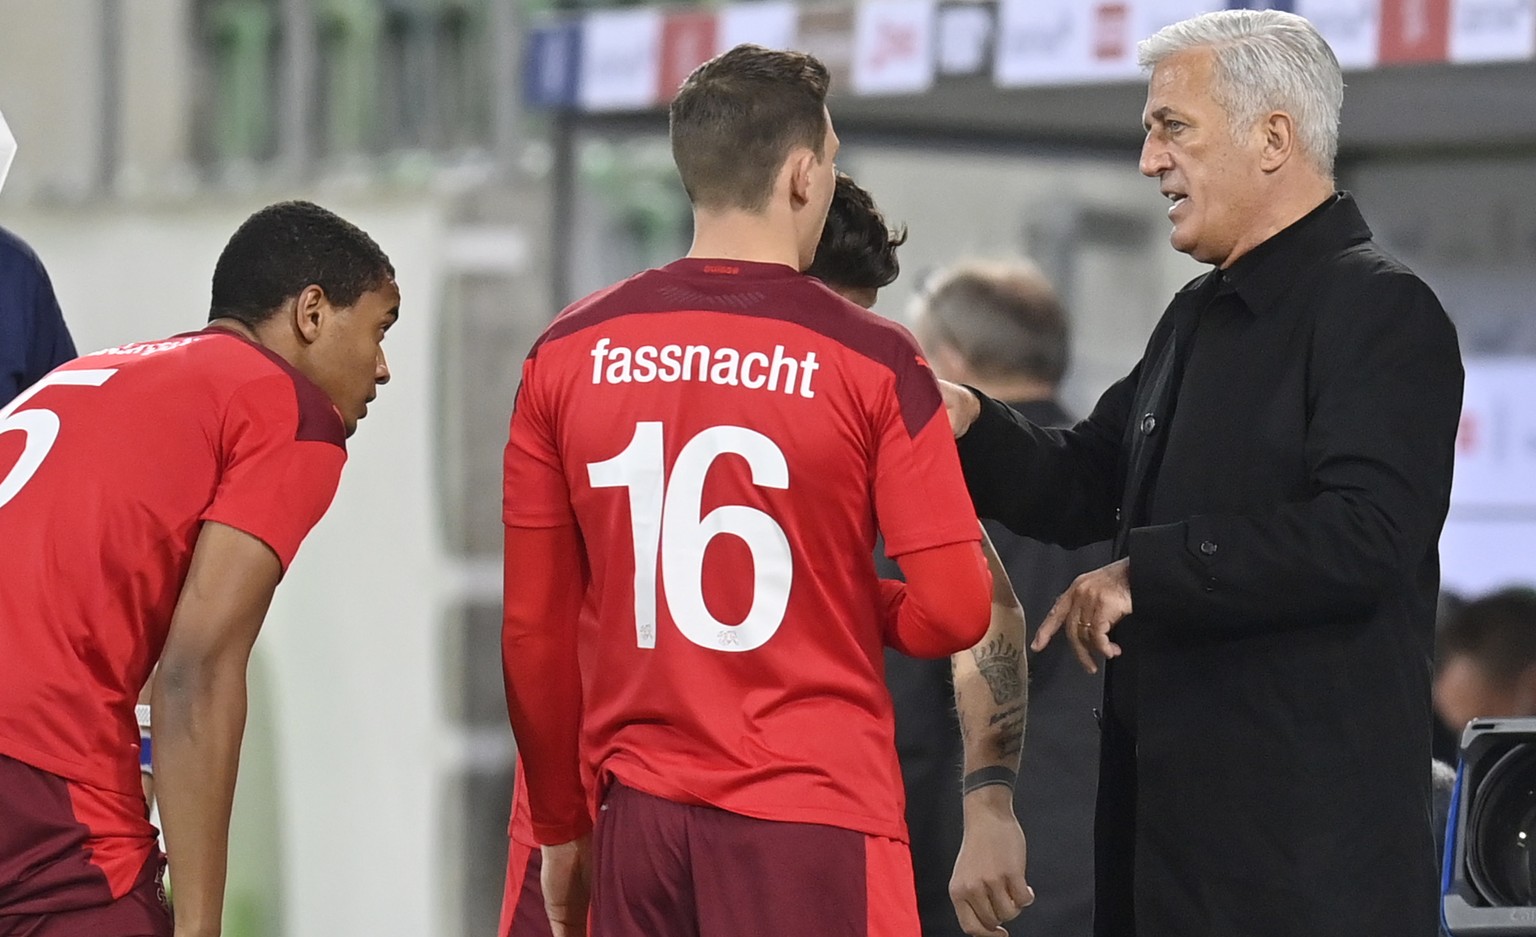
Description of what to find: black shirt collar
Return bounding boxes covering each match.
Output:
[1186,192,1373,316]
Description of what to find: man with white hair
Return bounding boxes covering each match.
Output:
[942,10,1463,936]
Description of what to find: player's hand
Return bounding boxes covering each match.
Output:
[939,380,982,438]
[1033,557,1133,673]
[950,786,1033,936]
[540,835,592,937]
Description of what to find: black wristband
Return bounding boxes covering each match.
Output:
[961,766,1017,796]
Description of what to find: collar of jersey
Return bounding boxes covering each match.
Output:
[663,258,802,280]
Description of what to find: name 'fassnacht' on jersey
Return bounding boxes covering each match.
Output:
[589,338,820,399]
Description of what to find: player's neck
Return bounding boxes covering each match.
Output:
[208,316,302,368]
[687,210,803,271]
[206,317,260,343]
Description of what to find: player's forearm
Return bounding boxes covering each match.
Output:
[503,524,590,843]
[503,640,586,843]
[952,528,1027,779]
[152,660,247,937]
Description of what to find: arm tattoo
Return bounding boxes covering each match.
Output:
[973,635,1025,706]
[988,705,1025,760]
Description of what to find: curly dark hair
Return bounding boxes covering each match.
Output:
[209,200,395,327]
[805,173,907,292]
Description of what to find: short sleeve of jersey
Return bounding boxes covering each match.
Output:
[200,373,347,570]
[870,345,980,558]
[504,355,575,529]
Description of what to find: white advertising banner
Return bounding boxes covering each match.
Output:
[853,0,938,95]
[1449,0,1536,63]
[1439,359,1536,593]
[1134,0,1220,45]
[716,1,799,53]
[1451,359,1536,509]
[579,8,665,112]
[995,0,1148,87]
[937,3,994,75]
[1298,0,1382,69]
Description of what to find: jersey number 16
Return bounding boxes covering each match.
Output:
[588,421,793,654]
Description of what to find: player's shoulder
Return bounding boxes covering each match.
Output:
[786,278,928,377]
[0,225,44,273]
[528,270,654,358]
[81,328,346,448]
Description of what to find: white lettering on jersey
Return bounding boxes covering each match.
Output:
[93,337,198,358]
[589,337,819,399]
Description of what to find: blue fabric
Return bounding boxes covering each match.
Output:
[0,224,76,405]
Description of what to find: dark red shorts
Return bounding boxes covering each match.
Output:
[498,833,554,937]
[0,754,171,937]
[591,782,919,937]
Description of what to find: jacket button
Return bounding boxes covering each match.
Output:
[1140,413,1157,435]
[1199,540,1218,556]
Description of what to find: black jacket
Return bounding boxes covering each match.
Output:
[955,195,1464,937]
[883,399,1106,937]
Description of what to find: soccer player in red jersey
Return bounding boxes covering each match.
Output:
[502,46,993,937]
[497,171,1035,937]
[0,201,397,937]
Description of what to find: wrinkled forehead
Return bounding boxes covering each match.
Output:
[1144,47,1220,110]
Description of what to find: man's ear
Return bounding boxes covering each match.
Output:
[1259,111,1297,174]
[291,285,329,344]
[787,147,816,208]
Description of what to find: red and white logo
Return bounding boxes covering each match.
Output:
[852,0,936,96]
[1093,3,1130,61]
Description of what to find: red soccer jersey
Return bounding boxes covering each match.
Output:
[503,258,980,842]
[0,327,346,801]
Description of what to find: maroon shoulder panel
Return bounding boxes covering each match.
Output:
[200,328,348,450]
[531,264,942,438]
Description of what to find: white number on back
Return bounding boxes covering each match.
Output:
[588,422,793,653]
[0,369,117,510]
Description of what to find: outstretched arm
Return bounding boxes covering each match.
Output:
[948,526,1033,936]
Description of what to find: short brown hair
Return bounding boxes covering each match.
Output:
[1438,588,1536,685]
[912,260,1069,386]
[669,44,830,213]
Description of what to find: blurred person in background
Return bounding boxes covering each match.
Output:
[498,171,1033,937]
[1433,588,1536,739]
[0,225,75,405]
[0,201,397,937]
[940,10,1463,937]
[502,44,995,937]
[0,107,73,404]
[882,259,1105,937]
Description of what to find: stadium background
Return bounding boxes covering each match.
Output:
[1,1,1533,935]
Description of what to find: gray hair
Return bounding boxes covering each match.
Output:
[910,259,1069,386]
[1138,10,1343,177]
